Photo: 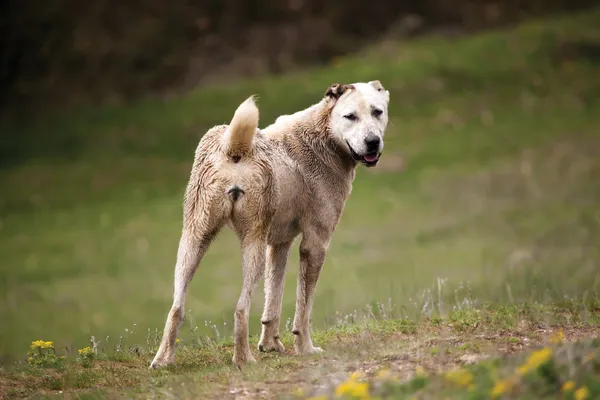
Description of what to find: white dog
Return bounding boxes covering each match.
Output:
[150,81,390,369]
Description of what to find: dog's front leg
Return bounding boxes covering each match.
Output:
[292,233,329,354]
[233,238,267,368]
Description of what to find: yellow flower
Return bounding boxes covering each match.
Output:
[549,330,564,345]
[562,381,576,392]
[528,347,552,367]
[78,347,93,355]
[444,369,473,387]
[490,379,513,398]
[517,347,552,376]
[335,376,370,399]
[574,386,590,400]
[30,340,54,349]
[176,338,181,344]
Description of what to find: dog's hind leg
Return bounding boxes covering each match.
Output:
[232,232,268,367]
[150,189,225,369]
[293,231,329,355]
[258,241,292,353]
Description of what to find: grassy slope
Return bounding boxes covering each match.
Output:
[1,7,600,399]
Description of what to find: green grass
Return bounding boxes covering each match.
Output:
[1,6,600,398]
[1,299,599,398]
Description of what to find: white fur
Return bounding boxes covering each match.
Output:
[330,82,390,157]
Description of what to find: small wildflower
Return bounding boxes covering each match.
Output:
[335,373,370,399]
[30,340,54,349]
[549,330,564,345]
[78,347,93,356]
[490,379,513,398]
[562,381,576,392]
[176,338,181,344]
[27,340,62,367]
[76,346,96,368]
[574,386,590,400]
[516,347,552,376]
[445,368,473,387]
[528,347,552,367]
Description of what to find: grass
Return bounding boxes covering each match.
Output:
[1,299,599,398]
[1,6,600,399]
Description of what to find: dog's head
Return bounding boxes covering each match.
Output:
[325,81,390,167]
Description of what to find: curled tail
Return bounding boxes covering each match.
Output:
[223,96,259,159]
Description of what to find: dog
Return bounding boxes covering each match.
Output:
[150,81,390,369]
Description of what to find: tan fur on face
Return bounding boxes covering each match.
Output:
[150,81,390,369]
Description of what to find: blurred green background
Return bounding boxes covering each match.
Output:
[1,1,599,363]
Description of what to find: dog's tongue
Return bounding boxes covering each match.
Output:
[363,153,378,162]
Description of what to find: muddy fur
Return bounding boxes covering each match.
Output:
[150,81,390,369]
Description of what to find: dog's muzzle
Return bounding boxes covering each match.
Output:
[346,141,381,167]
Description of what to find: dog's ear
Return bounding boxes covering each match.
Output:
[369,80,390,103]
[325,83,351,100]
[369,80,385,92]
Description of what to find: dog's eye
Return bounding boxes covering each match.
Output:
[343,113,357,121]
[372,108,383,118]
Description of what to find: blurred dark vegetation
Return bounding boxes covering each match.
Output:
[1,0,599,120]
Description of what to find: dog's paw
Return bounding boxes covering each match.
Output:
[258,337,285,353]
[305,346,323,354]
[295,344,324,355]
[149,355,174,369]
[232,352,257,369]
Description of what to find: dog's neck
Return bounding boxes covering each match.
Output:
[268,102,356,200]
[299,100,356,171]
[263,99,359,180]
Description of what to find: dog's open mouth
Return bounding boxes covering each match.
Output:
[347,142,380,167]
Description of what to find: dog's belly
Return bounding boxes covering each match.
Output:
[268,213,301,245]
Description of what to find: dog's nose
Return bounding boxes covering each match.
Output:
[364,135,381,152]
